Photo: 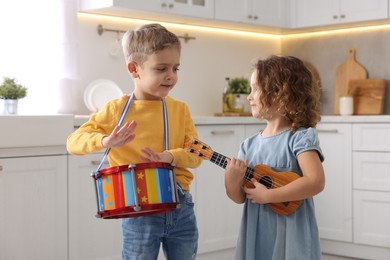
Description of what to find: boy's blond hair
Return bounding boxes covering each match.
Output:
[122,23,181,65]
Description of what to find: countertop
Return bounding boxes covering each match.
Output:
[74,114,390,127]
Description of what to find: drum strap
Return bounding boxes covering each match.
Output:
[95,93,169,172]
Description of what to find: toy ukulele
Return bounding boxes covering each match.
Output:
[187,138,302,215]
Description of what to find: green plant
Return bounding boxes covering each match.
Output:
[228,77,250,94]
[0,77,27,99]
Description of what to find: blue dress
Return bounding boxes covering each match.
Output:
[235,127,324,260]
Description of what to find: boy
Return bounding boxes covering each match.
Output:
[67,23,202,260]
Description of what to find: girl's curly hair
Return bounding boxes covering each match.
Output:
[253,55,321,132]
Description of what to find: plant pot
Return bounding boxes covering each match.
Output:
[223,93,250,113]
[3,99,18,114]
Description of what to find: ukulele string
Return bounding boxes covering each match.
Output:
[191,139,285,188]
[212,151,285,189]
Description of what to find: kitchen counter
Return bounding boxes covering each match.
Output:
[74,114,390,127]
[0,114,74,149]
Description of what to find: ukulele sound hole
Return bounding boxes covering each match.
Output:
[259,176,272,188]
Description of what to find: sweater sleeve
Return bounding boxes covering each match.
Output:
[66,101,119,155]
[168,103,202,169]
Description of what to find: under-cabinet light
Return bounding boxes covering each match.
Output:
[78,13,390,40]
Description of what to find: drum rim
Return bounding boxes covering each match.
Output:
[97,162,174,177]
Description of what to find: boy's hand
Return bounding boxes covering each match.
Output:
[140,147,173,163]
[102,120,137,148]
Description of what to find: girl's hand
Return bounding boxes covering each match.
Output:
[102,120,137,148]
[140,147,173,163]
[244,178,269,204]
[225,158,247,185]
[225,158,247,203]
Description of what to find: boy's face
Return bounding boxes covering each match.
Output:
[132,47,180,100]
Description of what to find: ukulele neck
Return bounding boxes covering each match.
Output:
[209,151,253,181]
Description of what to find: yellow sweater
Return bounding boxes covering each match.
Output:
[67,95,202,190]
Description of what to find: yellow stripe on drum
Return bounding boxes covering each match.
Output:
[145,168,159,203]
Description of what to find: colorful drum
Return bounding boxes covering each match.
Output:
[92,162,179,219]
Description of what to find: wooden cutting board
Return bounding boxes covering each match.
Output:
[348,78,386,115]
[334,48,368,114]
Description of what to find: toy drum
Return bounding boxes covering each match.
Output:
[92,162,179,219]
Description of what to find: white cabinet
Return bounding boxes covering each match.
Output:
[192,124,245,254]
[352,124,390,249]
[315,123,353,242]
[244,123,264,138]
[354,190,390,248]
[293,0,388,28]
[68,153,122,260]
[215,0,289,27]
[80,0,215,20]
[0,154,68,260]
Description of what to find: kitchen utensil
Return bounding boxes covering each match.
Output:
[348,78,386,115]
[84,79,123,113]
[334,48,368,114]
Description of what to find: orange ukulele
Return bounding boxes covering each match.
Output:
[187,138,302,215]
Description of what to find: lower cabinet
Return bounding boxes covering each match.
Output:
[193,124,246,255]
[0,154,68,260]
[317,123,390,260]
[68,153,122,260]
[352,124,390,250]
[315,123,353,242]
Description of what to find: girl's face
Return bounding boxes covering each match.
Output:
[132,47,180,100]
[248,70,262,118]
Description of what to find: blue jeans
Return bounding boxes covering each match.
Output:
[121,190,198,260]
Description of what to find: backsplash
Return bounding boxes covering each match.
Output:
[282,27,390,115]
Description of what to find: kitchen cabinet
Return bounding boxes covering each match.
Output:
[292,0,388,28]
[318,121,390,260]
[244,123,264,137]
[79,0,215,20]
[68,153,122,260]
[0,154,68,260]
[192,124,246,254]
[215,0,289,28]
[315,123,353,242]
[352,124,390,249]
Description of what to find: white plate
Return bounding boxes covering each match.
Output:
[84,79,123,113]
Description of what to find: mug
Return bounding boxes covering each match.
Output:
[339,96,353,115]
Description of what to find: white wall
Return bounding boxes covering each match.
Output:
[76,14,280,116]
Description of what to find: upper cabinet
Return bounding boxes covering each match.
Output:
[292,0,388,28]
[215,0,289,28]
[79,0,215,20]
[79,0,390,33]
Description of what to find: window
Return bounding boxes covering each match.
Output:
[0,0,74,114]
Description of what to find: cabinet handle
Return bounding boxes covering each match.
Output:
[248,15,253,19]
[340,14,346,19]
[317,129,338,133]
[211,130,235,135]
[0,165,3,171]
[168,3,174,8]
[333,15,338,19]
[91,161,110,166]
[161,3,167,7]
[253,15,258,20]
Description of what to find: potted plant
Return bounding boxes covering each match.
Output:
[0,77,27,114]
[223,77,250,113]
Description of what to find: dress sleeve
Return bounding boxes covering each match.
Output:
[291,128,325,162]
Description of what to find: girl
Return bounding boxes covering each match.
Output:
[225,55,325,260]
